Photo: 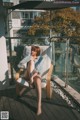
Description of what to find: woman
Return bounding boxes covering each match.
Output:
[24,45,42,115]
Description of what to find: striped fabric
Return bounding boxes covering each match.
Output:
[17,45,52,88]
[17,77,29,87]
[35,46,52,79]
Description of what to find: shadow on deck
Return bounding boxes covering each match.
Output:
[0,85,80,120]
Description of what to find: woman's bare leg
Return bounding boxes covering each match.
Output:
[25,60,35,84]
[24,60,42,115]
[19,87,27,96]
[34,76,42,115]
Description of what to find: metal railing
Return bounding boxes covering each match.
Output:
[6,36,80,92]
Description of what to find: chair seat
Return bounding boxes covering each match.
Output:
[17,78,29,87]
[16,77,47,88]
[15,45,53,98]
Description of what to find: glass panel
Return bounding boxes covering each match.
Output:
[21,12,29,19]
[53,38,80,93]
[25,13,29,19]
[30,12,33,19]
[6,36,80,94]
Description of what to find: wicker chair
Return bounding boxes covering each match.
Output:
[15,45,53,99]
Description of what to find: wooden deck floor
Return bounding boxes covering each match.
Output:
[0,85,80,120]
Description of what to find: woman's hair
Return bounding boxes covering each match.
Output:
[31,45,41,56]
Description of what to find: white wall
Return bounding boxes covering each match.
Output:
[12,19,21,28]
[13,0,19,5]
[0,1,9,90]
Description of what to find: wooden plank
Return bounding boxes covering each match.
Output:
[0,86,80,120]
[3,87,23,120]
[8,88,28,120]
[42,102,54,120]
[0,89,15,120]
[0,97,4,111]
[2,96,14,120]
[42,97,80,120]
[22,97,37,119]
[24,89,48,120]
[72,109,80,120]
[19,99,34,120]
[14,99,28,120]
[30,89,57,120]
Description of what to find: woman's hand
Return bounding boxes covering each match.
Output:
[30,72,38,84]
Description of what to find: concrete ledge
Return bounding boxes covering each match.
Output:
[52,75,80,105]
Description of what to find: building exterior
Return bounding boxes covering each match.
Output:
[5,0,44,50]
[4,0,80,50]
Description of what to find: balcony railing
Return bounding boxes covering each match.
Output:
[6,36,80,93]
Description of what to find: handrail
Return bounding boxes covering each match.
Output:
[6,36,80,86]
[6,36,80,44]
[6,36,80,40]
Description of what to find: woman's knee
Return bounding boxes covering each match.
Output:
[34,76,41,83]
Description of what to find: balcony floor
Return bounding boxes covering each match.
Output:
[0,85,80,120]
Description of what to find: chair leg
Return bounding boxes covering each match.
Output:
[46,80,52,99]
[46,63,53,99]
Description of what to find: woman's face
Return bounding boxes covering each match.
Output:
[31,48,37,56]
